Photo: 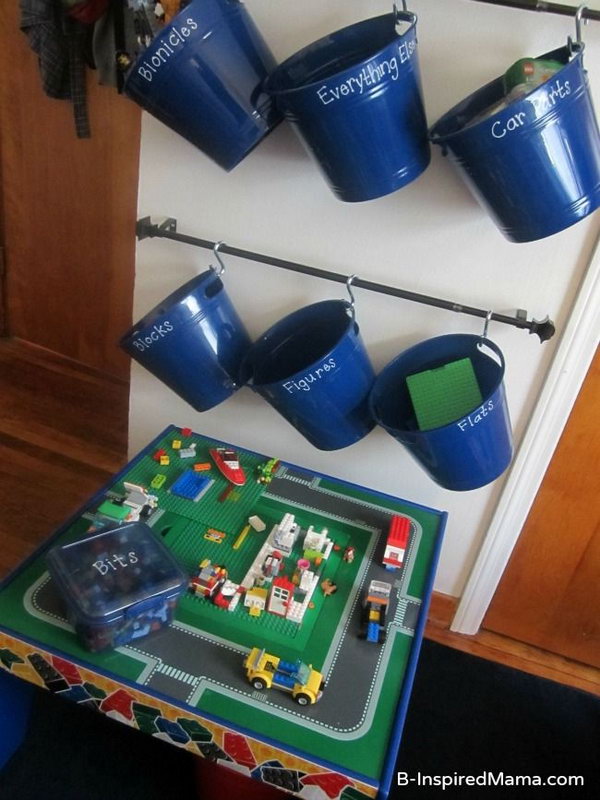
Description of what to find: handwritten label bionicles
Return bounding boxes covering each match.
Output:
[136,18,199,83]
[316,36,416,106]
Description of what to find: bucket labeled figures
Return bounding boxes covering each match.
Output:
[240,300,376,450]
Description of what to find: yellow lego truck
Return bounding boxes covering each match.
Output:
[243,647,324,705]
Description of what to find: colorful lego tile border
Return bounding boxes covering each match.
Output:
[0,632,376,800]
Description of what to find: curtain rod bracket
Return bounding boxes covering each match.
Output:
[529,316,556,342]
[136,216,177,240]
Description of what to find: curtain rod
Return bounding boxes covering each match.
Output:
[470,1,600,23]
[136,217,556,342]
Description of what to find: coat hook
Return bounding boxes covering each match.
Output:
[212,241,226,276]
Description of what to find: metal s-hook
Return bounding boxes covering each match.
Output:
[346,274,357,322]
[211,240,226,277]
[575,4,588,46]
[481,310,493,341]
[393,1,408,22]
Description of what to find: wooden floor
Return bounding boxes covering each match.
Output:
[426,593,600,696]
[1,338,598,697]
[0,338,129,576]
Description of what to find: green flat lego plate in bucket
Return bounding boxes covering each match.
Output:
[406,357,483,431]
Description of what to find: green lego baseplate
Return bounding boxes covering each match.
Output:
[406,357,483,431]
[0,425,446,786]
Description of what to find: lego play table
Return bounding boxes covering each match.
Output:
[0,426,447,800]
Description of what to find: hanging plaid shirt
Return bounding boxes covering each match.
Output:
[20,0,91,138]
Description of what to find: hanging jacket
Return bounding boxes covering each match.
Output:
[20,0,91,138]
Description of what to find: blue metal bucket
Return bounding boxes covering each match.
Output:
[120,270,251,411]
[370,335,513,491]
[124,0,281,171]
[430,44,600,242]
[239,300,376,449]
[264,10,430,202]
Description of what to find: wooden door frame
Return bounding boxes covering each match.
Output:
[452,222,600,635]
[0,132,6,336]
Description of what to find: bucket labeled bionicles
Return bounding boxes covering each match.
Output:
[239,300,376,450]
[430,44,600,242]
[124,0,281,171]
[120,270,251,411]
[370,335,513,491]
[264,9,430,202]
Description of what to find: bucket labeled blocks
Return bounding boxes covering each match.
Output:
[120,270,251,412]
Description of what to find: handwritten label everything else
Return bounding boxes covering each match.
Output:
[316,36,416,106]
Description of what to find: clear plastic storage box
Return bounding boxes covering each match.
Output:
[47,522,188,652]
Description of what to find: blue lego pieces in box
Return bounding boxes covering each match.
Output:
[46,522,188,652]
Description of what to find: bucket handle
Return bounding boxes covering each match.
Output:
[478,311,505,367]
[477,338,505,371]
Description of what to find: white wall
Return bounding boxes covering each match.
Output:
[131,0,600,597]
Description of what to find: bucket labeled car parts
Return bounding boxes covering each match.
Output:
[265,9,430,202]
[430,44,600,242]
[370,334,513,491]
[239,300,376,450]
[124,0,281,171]
[120,270,251,412]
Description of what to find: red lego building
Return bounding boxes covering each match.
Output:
[382,515,410,570]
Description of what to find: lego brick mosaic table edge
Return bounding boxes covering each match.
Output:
[0,425,447,800]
